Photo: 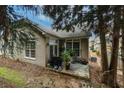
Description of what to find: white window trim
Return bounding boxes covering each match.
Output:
[24,56,36,60]
[49,44,59,57]
[24,40,36,60]
[49,40,59,57]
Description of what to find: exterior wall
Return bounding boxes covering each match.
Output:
[17,28,47,67]
[0,27,89,66]
[80,38,89,60]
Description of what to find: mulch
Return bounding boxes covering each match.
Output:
[0,57,91,88]
[0,57,122,87]
[89,62,102,86]
[89,61,123,87]
[0,77,15,88]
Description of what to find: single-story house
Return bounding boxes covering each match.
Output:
[2,19,91,67]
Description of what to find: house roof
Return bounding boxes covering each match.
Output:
[52,27,91,38]
[19,19,91,39]
[22,19,59,38]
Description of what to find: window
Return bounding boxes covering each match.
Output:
[66,42,72,50]
[66,39,80,56]
[50,45,58,57]
[25,40,36,58]
[73,42,80,56]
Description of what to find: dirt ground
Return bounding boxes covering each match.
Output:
[89,51,123,87]
[0,57,91,88]
[89,61,123,87]
[0,77,15,88]
[0,57,122,88]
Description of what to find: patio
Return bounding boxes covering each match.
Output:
[48,56,89,78]
[69,63,89,77]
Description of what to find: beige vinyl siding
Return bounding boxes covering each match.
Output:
[17,28,47,67]
[80,38,89,60]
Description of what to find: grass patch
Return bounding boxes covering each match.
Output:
[0,67,26,87]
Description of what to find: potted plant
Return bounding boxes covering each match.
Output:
[61,50,71,70]
[68,49,75,57]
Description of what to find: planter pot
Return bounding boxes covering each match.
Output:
[65,63,70,70]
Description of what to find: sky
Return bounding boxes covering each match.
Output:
[14,6,53,28]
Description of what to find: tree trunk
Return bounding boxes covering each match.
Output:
[108,31,120,87]
[122,28,124,87]
[99,31,108,84]
[121,6,124,87]
[108,6,121,88]
[97,6,108,85]
[0,6,10,57]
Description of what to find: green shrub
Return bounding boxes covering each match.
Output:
[61,50,71,63]
[67,49,75,56]
[61,50,71,70]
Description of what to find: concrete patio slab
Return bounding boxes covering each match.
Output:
[67,63,89,78]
